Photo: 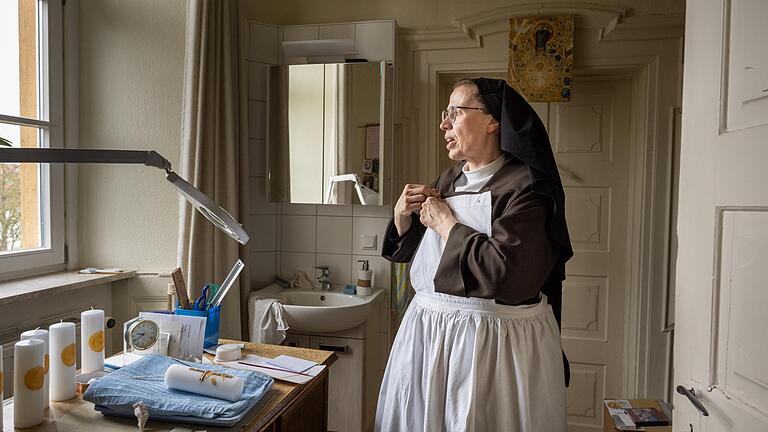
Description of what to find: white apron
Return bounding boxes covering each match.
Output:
[375,192,567,432]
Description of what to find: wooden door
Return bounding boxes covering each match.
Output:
[673,0,768,430]
[549,78,633,432]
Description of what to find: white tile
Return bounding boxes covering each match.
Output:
[281,25,319,41]
[317,204,352,216]
[315,253,353,287]
[355,21,394,61]
[248,101,266,140]
[248,62,268,101]
[352,217,390,255]
[248,177,277,215]
[246,214,277,252]
[351,255,391,290]
[280,252,316,279]
[247,252,276,291]
[280,203,317,215]
[249,23,278,64]
[353,204,393,218]
[281,215,316,252]
[319,24,355,40]
[316,216,352,254]
[248,139,266,178]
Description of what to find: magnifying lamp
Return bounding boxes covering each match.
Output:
[0,148,249,245]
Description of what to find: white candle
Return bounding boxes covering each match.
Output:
[20,329,49,408]
[14,339,45,428]
[48,322,76,401]
[80,309,105,373]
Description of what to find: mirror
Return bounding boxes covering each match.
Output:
[267,62,389,205]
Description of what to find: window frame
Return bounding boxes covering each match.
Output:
[0,0,65,277]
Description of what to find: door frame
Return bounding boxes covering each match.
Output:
[396,5,684,400]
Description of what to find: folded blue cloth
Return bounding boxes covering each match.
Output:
[83,354,273,425]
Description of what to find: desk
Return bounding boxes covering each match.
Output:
[2,340,337,432]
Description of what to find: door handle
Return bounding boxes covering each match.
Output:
[318,343,348,353]
[676,385,709,416]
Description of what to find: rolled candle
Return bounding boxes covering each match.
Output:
[20,329,49,408]
[164,364,244,402]
[48,322,76,401]
[14,339,45,428]
[81,309,105,373]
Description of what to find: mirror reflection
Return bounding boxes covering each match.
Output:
[268,62,386,205]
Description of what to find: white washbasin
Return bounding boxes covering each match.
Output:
[253,283,383,333]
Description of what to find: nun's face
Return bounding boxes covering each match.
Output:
[440,85,498,166]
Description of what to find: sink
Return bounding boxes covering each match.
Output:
[253,283,383,333]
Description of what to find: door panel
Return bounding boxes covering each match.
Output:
[554,78,632,432]
[674,0,768,430]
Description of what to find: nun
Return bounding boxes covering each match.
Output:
[376,77,573,432]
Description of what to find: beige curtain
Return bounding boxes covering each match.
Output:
[178,0,242,339]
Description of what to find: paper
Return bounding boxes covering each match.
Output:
[139,312,206,360]
[265,355,316,373]
[105,352,143,369]
[214,354,325,385]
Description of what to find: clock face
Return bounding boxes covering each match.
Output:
[128,319,159,351]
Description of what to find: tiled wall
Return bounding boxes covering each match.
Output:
[244,21,394,294]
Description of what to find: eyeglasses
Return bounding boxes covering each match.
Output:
[441,105,486,124]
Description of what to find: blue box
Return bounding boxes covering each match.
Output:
[175,304,221,348]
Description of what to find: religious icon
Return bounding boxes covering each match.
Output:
[508,16,574,102]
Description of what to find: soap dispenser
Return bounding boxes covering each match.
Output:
[356,260,373,296]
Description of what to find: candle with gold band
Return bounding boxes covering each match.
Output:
[80,309,105,373]
[49,321,76,401]
[20,328,49,408]
[14,339,45,428]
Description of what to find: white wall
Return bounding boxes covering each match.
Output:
[77,0,185,271]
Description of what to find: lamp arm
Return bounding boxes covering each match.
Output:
[0,148,172,172]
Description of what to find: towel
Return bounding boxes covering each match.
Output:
[248,297,289,344]
[83,355,273,426]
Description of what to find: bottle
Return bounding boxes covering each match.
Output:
[356,260,373,296]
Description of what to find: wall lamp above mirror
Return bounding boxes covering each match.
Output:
[267,61,392,206]
[0,148,249,245]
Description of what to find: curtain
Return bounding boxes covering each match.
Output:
[178,0,242,339]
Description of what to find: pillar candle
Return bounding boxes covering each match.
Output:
[20,329,49,408]
[14,339,44,428]
[48,322,76,401]
[80,309,105,373]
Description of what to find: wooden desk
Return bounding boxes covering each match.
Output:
[3,341,337,432]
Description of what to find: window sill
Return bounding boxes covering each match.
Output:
[0,270,136,307]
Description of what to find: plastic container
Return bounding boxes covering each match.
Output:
[356,259,373,296]
[175,304,221,348]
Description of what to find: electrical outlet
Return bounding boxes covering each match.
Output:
[361,234,377,250]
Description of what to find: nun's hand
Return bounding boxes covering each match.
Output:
[420,197,458,240]
[394,184,440,235]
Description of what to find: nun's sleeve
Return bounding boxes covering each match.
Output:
[433,190,559,304]
[381,213,427,263]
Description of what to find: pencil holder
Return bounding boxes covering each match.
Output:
[175,304,221,348]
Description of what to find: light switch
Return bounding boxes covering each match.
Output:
[361,234,377,250]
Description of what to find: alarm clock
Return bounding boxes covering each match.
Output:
[123,317,160,352]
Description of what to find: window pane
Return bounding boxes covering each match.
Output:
[0,123,46,253]
[0,0,40,120]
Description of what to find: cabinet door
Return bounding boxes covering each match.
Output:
[282,333,310,348]
[311,336,364,432]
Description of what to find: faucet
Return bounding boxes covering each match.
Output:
[314,266,333,291]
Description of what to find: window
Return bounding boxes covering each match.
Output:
[0,0,65,275]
